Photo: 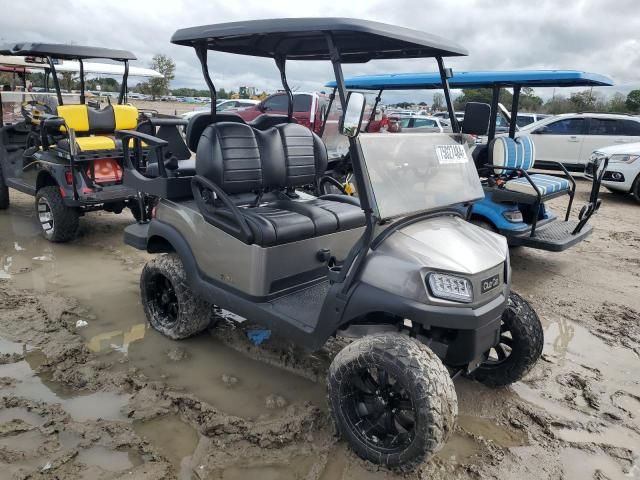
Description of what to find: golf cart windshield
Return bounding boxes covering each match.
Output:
[359,132,483,219]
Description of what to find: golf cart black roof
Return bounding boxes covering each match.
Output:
[0,43,136,61]
[170,18,468,62]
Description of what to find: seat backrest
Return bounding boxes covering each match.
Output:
[196,122,263,194]
[195,121,329,197]
[275,123,327,188]
[56,104,139,135]
[489,136,535,174]
[186,112,246,153]
[249,114,296,131]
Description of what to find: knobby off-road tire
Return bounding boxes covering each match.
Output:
[35,186,79,242]
[0,166,9,209]
[328,333,457,469]
[471,291,543,388]
[140,253,211,340]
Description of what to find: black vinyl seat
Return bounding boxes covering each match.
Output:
[194,121,364,246]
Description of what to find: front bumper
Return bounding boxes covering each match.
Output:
[344,282,507,367]
[586,160,635,192]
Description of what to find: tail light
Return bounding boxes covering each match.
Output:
[87,159,123,184]
[64,169,74,185]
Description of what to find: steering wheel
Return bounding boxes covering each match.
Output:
[21,101,53,124]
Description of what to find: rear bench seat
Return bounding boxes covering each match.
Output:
[54,104,139,153]
[194,121,365,246]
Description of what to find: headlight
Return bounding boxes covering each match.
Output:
[609,154,639,164]
[502,210,523,223]
[427,272,473,303]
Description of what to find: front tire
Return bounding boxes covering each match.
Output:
[140,254,211,340]
[328,333,457,468]
[35,186,79,242]
[470,292,543,387]
[632,174,640,204]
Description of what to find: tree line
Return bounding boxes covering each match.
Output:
[453,87,640,115]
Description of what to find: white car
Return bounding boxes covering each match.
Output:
[516,112,551,128]
[181,99,259,120]
[586,143,640,202]
[516,113,640,172]
[392,114,450,132]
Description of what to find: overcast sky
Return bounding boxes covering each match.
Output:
[1,0,638,103]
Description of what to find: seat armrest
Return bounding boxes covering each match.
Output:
[191,175,254,244]
[116,129,169,175]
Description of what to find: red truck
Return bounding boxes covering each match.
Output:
[235,92,329,134]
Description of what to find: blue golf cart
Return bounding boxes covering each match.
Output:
[324,70,613,251]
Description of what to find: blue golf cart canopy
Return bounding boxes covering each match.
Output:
[326,70,614,90]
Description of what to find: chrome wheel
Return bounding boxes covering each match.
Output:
[37,196,54,236]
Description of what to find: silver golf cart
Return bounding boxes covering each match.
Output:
[120,18,543,468]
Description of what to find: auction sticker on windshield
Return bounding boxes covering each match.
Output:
[435,144,468,164]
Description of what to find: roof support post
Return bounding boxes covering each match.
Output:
[325,31,375,295]
[436,57,459,133]
[509,86,520,138]
[118,60,129,104]
[487,86,500,142]
[79,59,85,104]
[275,55,293,121]
[195,45,217,120]
[319,87,336,137]
[365,88,383,132]
[47,56,63,106]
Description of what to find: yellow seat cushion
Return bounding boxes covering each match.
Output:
[57,105,90,132]
[75,136,117,151]
[113,105,139,130]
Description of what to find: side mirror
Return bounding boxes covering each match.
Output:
[340,92,366,138]
[461,102,491,135]
[533,126,549,134]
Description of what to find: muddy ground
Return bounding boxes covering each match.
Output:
[0,180,639,480]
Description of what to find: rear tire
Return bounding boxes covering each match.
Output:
[470,292,543,387]
[328,333,457,468]
[140,254,211,340]
[0,166,9,210]
[35,186,79,242]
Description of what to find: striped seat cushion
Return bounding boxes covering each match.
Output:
[490,136,536,173]
[504,173,570,195]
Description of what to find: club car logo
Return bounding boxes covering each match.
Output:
[481,274,500,294]
[435,144,468,164]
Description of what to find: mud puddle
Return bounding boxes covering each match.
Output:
[1,207,325,421]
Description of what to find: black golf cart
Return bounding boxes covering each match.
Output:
[0,43,157,242]
[121,18,543,468]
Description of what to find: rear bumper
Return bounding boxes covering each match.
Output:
[505,220,591,251]
[62,184,136,207]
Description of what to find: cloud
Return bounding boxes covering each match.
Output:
[1,0,637,101]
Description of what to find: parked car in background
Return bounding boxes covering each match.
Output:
[235,92,329,133]
[391,114,450,132]
[181,99,260,120]
[217,99,259,111]
[517,113,640,172]
[433,110,464,122]
[587,143,640,203]
[516,112,551,127]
